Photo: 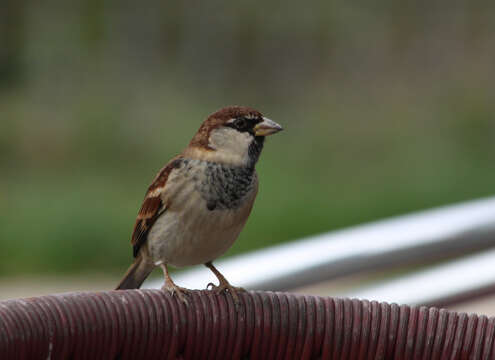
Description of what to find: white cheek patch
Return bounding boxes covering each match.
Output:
[209,127,253,165]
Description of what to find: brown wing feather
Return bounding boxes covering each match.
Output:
[131,156,183,257]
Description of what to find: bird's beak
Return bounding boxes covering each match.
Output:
[254,117,283,137]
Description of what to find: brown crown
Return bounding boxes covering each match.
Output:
[189,106,263,150]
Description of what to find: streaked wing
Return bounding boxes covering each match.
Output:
[131,156,182,257]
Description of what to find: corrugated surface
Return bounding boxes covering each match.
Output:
[0,290,493,359]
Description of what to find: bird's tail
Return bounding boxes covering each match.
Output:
[115,257,154,290]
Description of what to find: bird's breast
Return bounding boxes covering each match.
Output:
[147,159,258,267]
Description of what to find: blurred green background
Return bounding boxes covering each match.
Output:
[1,1,495,283]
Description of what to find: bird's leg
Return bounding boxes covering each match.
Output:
[160,264,189,304]
[205,261,245,305]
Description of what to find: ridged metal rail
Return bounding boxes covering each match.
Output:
[1,290,494,359]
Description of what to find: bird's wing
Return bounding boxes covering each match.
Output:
[131,156,183,257]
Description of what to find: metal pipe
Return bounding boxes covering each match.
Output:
[148,196,495,292]
[344,247,495,308]
[1,290,494,359]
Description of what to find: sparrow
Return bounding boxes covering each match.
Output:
[116,106,283,303]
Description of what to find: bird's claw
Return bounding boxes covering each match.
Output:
[206,282,216,290]
[161,283,190,305]
[207,281,245,306]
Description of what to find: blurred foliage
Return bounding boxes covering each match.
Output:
[1,1,495,277]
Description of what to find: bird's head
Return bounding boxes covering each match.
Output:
[185,106,283,167]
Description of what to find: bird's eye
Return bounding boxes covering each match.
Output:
[234,118,248,130]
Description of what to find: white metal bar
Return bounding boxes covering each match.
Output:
[343,248,495,306]
[146,196,495,292]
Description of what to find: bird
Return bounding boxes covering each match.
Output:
[116,106,283,304]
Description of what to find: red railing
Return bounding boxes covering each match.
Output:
[1,290,493,359]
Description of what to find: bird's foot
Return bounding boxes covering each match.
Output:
[207,280,245,306]
[161,283,190,305]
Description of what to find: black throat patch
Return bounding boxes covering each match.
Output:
[200,162,256,211]
[247,136,264,168]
